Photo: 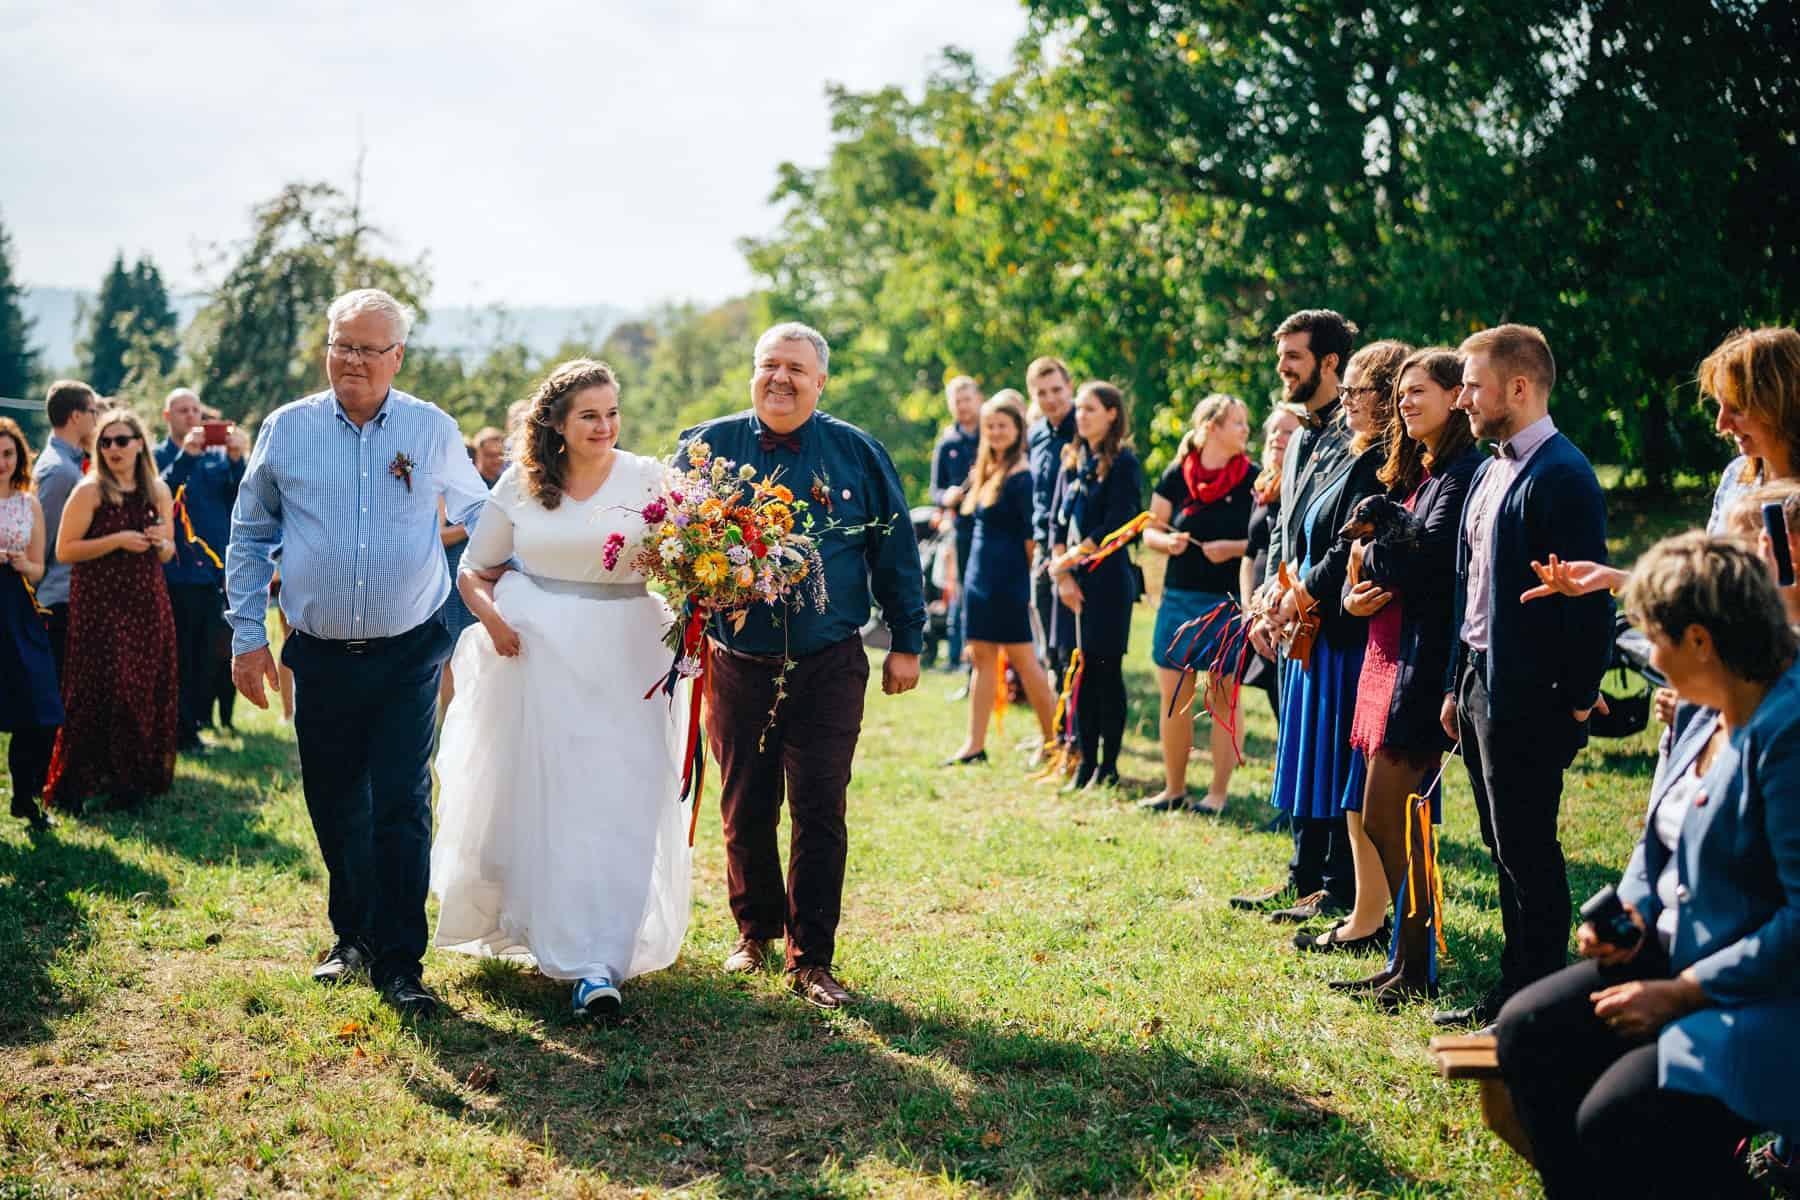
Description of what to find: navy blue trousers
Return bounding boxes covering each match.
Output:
[282,619,449,986]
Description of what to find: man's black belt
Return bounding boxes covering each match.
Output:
[291,623,429,655]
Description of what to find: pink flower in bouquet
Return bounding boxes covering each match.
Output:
[642,497,668,524]
[602,531,626,571]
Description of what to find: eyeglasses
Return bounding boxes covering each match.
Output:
[327,341,400,363]
[1337,385,1383,402]
[97,434,141,449]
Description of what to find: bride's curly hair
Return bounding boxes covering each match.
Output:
[517,358,620,510]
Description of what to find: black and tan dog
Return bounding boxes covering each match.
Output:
[1337,493,1424,551]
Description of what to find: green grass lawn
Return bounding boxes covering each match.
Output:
[0,485,1703,1198]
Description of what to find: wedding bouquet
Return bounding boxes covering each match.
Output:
[621,438,828,836]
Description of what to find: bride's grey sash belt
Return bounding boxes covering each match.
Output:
[530,577,648,601]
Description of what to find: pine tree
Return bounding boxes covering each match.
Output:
[0,213,37,401]
[129,258,178,377]
[84,253,133,395]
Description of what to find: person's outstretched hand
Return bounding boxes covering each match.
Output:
[1521,556,1626,602]
[232,645,281,709]
[882,652,921,695]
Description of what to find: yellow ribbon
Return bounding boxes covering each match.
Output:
[172,484,224,570]
[20,572,50,616]
[1080,511,1153,570]
[1404,791,1450,961]
[993,647,1007,735]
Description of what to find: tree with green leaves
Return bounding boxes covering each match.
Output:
[0,212,35,402]
[82,252,179,397]
[189,182,429,423]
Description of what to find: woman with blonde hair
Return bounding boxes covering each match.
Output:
[44,408,179,813]
[942,391,1060,764]
[0,417,63,829]
[1138,393,1256,813]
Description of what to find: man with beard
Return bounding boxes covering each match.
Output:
[1434,323,1611,1030]
[1233,309,1360,919]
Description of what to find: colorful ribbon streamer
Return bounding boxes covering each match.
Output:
[171,485,223,570]
[645,603,713,846]
[1080,511,1153,572]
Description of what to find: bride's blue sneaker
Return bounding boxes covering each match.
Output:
[572,976,621,1017]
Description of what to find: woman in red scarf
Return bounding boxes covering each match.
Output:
[1139,394,1255,813]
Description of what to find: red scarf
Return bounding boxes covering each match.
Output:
[1180,450,1252,516]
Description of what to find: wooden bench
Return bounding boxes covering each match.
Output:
[1428,1033,1534,1164]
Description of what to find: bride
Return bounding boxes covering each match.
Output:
[431,358,690,1016]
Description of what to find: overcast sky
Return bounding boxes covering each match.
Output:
[1,1,1028,308]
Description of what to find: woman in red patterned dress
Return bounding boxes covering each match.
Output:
[44,408,179,813]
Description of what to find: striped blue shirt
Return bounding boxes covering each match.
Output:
[225,388,489,654]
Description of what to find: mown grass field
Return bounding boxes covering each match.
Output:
[0,484,1699,1199]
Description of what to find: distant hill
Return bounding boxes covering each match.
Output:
[19,287,626,373]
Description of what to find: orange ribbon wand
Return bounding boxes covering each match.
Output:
[171,485,224,570]
[1080,511,1153,572]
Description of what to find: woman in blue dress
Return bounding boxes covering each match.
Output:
[1265,341,1407,922]
[1048,382,1144,791]
[0,418,64,831]
[943,392,1059,764]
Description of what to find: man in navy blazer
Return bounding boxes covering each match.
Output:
[1436,324,1613,1029]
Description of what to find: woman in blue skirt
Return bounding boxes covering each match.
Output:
[1140,394,1255,814]
[942,392,1060,764]
[1265,341,1409,924]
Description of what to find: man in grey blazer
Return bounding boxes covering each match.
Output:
[30,380,98,677]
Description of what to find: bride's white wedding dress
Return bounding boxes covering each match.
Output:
[431,452,691,982]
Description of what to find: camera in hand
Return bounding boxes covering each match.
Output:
[202,419,231,447]
[1580,884,1642,950]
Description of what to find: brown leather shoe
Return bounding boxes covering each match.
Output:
[722,936,771,974]
[788,965,853,1009]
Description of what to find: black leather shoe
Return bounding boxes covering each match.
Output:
[1432,989,1508,1029]
[311,943,368,985]
[1295,922,1390,953]
[1061,761,1097,793]
[382,976,441,1019]
[1329,966,1398,994]
[941,749,988,766]
[1135,791,1189,812]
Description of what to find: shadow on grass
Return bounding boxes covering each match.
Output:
[128,727,312,872]
[0,827,171,1047]
[410,962,1427,1196]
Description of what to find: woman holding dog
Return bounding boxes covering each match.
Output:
[1262,341,1406,925]
[1321,349,1481,989]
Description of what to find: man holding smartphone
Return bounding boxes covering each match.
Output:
[156,387,248,754]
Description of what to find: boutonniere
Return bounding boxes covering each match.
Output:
[389,451,417,492]
[810,470,833,514]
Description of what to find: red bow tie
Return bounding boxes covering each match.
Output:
[759,429,803,454]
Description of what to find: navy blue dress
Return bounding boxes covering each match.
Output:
[961,470,1034,644]
[1050,448,1143,660]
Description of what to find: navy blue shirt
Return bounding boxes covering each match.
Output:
[677,410,926,658]
[931,421,980,534]
[156,438,246,587]
[1028,409,1077,547]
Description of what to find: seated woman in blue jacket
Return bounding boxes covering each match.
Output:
[1495,532,1800,1200]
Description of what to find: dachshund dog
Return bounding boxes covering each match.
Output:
[1337,493,1424,551]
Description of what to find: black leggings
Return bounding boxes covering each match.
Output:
[1495,951,1757,1199]
[7,725,58,810]
[1076,655,1127,772]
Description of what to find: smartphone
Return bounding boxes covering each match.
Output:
[202,419,231,447]
[1764,502,1795,587]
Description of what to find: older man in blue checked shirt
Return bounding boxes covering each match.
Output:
[225,288,490,1019]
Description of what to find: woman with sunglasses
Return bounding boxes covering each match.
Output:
[43,409,180,814]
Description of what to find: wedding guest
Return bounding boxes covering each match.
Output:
[225,288,491,1018]
[1047,381,1143,791]
[1496,534,1800,1199]
[1026,356,1076,682]
[1232,310,1359,914]
[43,409,178,814]
[932,375,982,680]
[941,391,1059,764]
[1240,403,1307,723]
[1262,340,1405,930]
[1436,324,1612,1029]
[155,387,248,755]
[684,321,924,1010]
[1324,349,1481,989]
[1725,481,1800,625]
[434,426,505,710]
[0,418,62,831]
[1138,393,1254,814]
[30,380,98,678]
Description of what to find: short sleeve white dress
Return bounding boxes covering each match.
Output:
[430,453,691,982]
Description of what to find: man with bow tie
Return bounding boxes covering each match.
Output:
[678,321,925,1009]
